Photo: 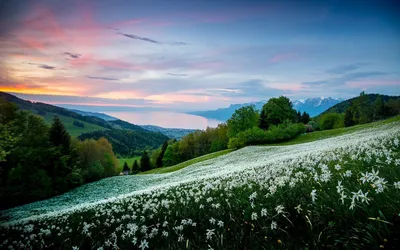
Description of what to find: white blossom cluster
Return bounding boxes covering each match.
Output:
[1,121,399,249]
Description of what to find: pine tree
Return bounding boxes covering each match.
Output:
[49,116,71,153]
[344,108,355,127]
[156,141,168,168]
[301,112,310,124]
[140,151,151,172]
[258,110,269,130]
[132,160,139,174]
[123,162,130,173]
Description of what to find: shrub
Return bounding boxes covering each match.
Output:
[87,160,104,182]
[319,113,344,130]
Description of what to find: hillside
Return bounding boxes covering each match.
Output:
[0,92,170,155]
[1,117,399,249]
[320,93,400,115]
[140,125,197,139]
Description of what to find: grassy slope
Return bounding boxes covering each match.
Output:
[140,149,233,174]
[140,116,400,175]
[270,115,400,146]
[42,112,106,137]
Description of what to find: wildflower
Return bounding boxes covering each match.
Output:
[271,221,277,230]
[132,237,137,245]
[162,231,168,237]
[344,170,352,177]
[249,192,257,201]
[251,212,258,221]
[178,235,184,242]
[310,189,317,203]
[261,208,268,217]
[275,205,285,214]
[209,218,216,225]
[217,221,224,227]
[295,204,302,214]
[334,164,341,171]
[394,181,400,189]
[139,239,149,250]
[206,229,215,240]
[72,246,79,250]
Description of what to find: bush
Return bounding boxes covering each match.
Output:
[306,121,318,132]
[319,113,344,130]
[87,160,104,181]
[228,123,305,149]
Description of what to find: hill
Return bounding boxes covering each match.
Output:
[139,125,197,139]
[320,93,400,115]
[0,92,170,155]
[189,97,342,121]
[1,117,399,249]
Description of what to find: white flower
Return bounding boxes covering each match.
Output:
[334,164,341,171]
[209,218,216,225]
[344,170,352,177]
[275,205,285,214]
[162,231,168,237]
[206,229,215,240]
[271,221,277,230]
[310,189,317,203]
[294,204,302,214]
[261,208,268,217]
[394,181,400,189]
[72,246,79,250]
[139,239,149,250]
[178,235,184,242]
[217,221,224,227]
[251,212,258,221]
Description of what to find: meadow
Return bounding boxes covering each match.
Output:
[1,120,399,249]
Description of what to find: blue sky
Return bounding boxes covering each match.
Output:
[0,0,399,111]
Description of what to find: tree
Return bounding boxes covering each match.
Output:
[301,112,310,124]
[319,113,344,130]
[49,116,71,153]
[259,109,268,130]
[140,151,151,172]
[156,141,169,168]
[132,160,140,174]
[344,108,355,127]
[259,96,296,129]
[372,95,385,120]
[123,162,130,172]
[227,105,259,137]
[296,111,302,123]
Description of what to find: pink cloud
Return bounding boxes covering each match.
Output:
[270,53,298,63]
[346,80,400,88]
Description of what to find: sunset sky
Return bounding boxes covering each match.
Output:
[0,0,399,111]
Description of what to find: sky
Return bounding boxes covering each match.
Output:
[0,0,399,111]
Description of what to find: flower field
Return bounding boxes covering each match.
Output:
[1,121,400,249]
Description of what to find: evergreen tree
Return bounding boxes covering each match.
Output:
[140,151,151,172]
[344,108,355,127]
[132,160,140,174]
[301,112,310,124]
[156,141,168,168]
[259,109,268,130]
[123,162,130,172]
[296,111,302,123]
[372,95,384,120]
[49,116,71,153]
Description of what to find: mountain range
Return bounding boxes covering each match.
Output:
[188,97,344,121]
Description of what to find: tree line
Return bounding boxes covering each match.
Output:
[0,99,119,209]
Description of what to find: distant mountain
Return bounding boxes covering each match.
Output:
[140,125,197,139]
[188,97,343,121]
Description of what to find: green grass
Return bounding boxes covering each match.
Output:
[140,149,233,175]
[41,112,107,137]
[117,156,141,172]
[270,115,400,146]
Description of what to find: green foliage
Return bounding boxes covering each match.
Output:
[227,105,259,138]
[140,151,151,172]
[49,116,71,153]
[131,160,140,174]
[78,128,169,157]
[259,96,297,129]
[72,120,85,128]
[122,162,130,172]
[228,123,306,149]
[87,161,104,181]
[156,141,168,168]
[319,113,344,130]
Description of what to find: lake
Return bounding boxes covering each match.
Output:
[104,111,222,130]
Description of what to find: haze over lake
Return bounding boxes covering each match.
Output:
[104,111,222,129]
